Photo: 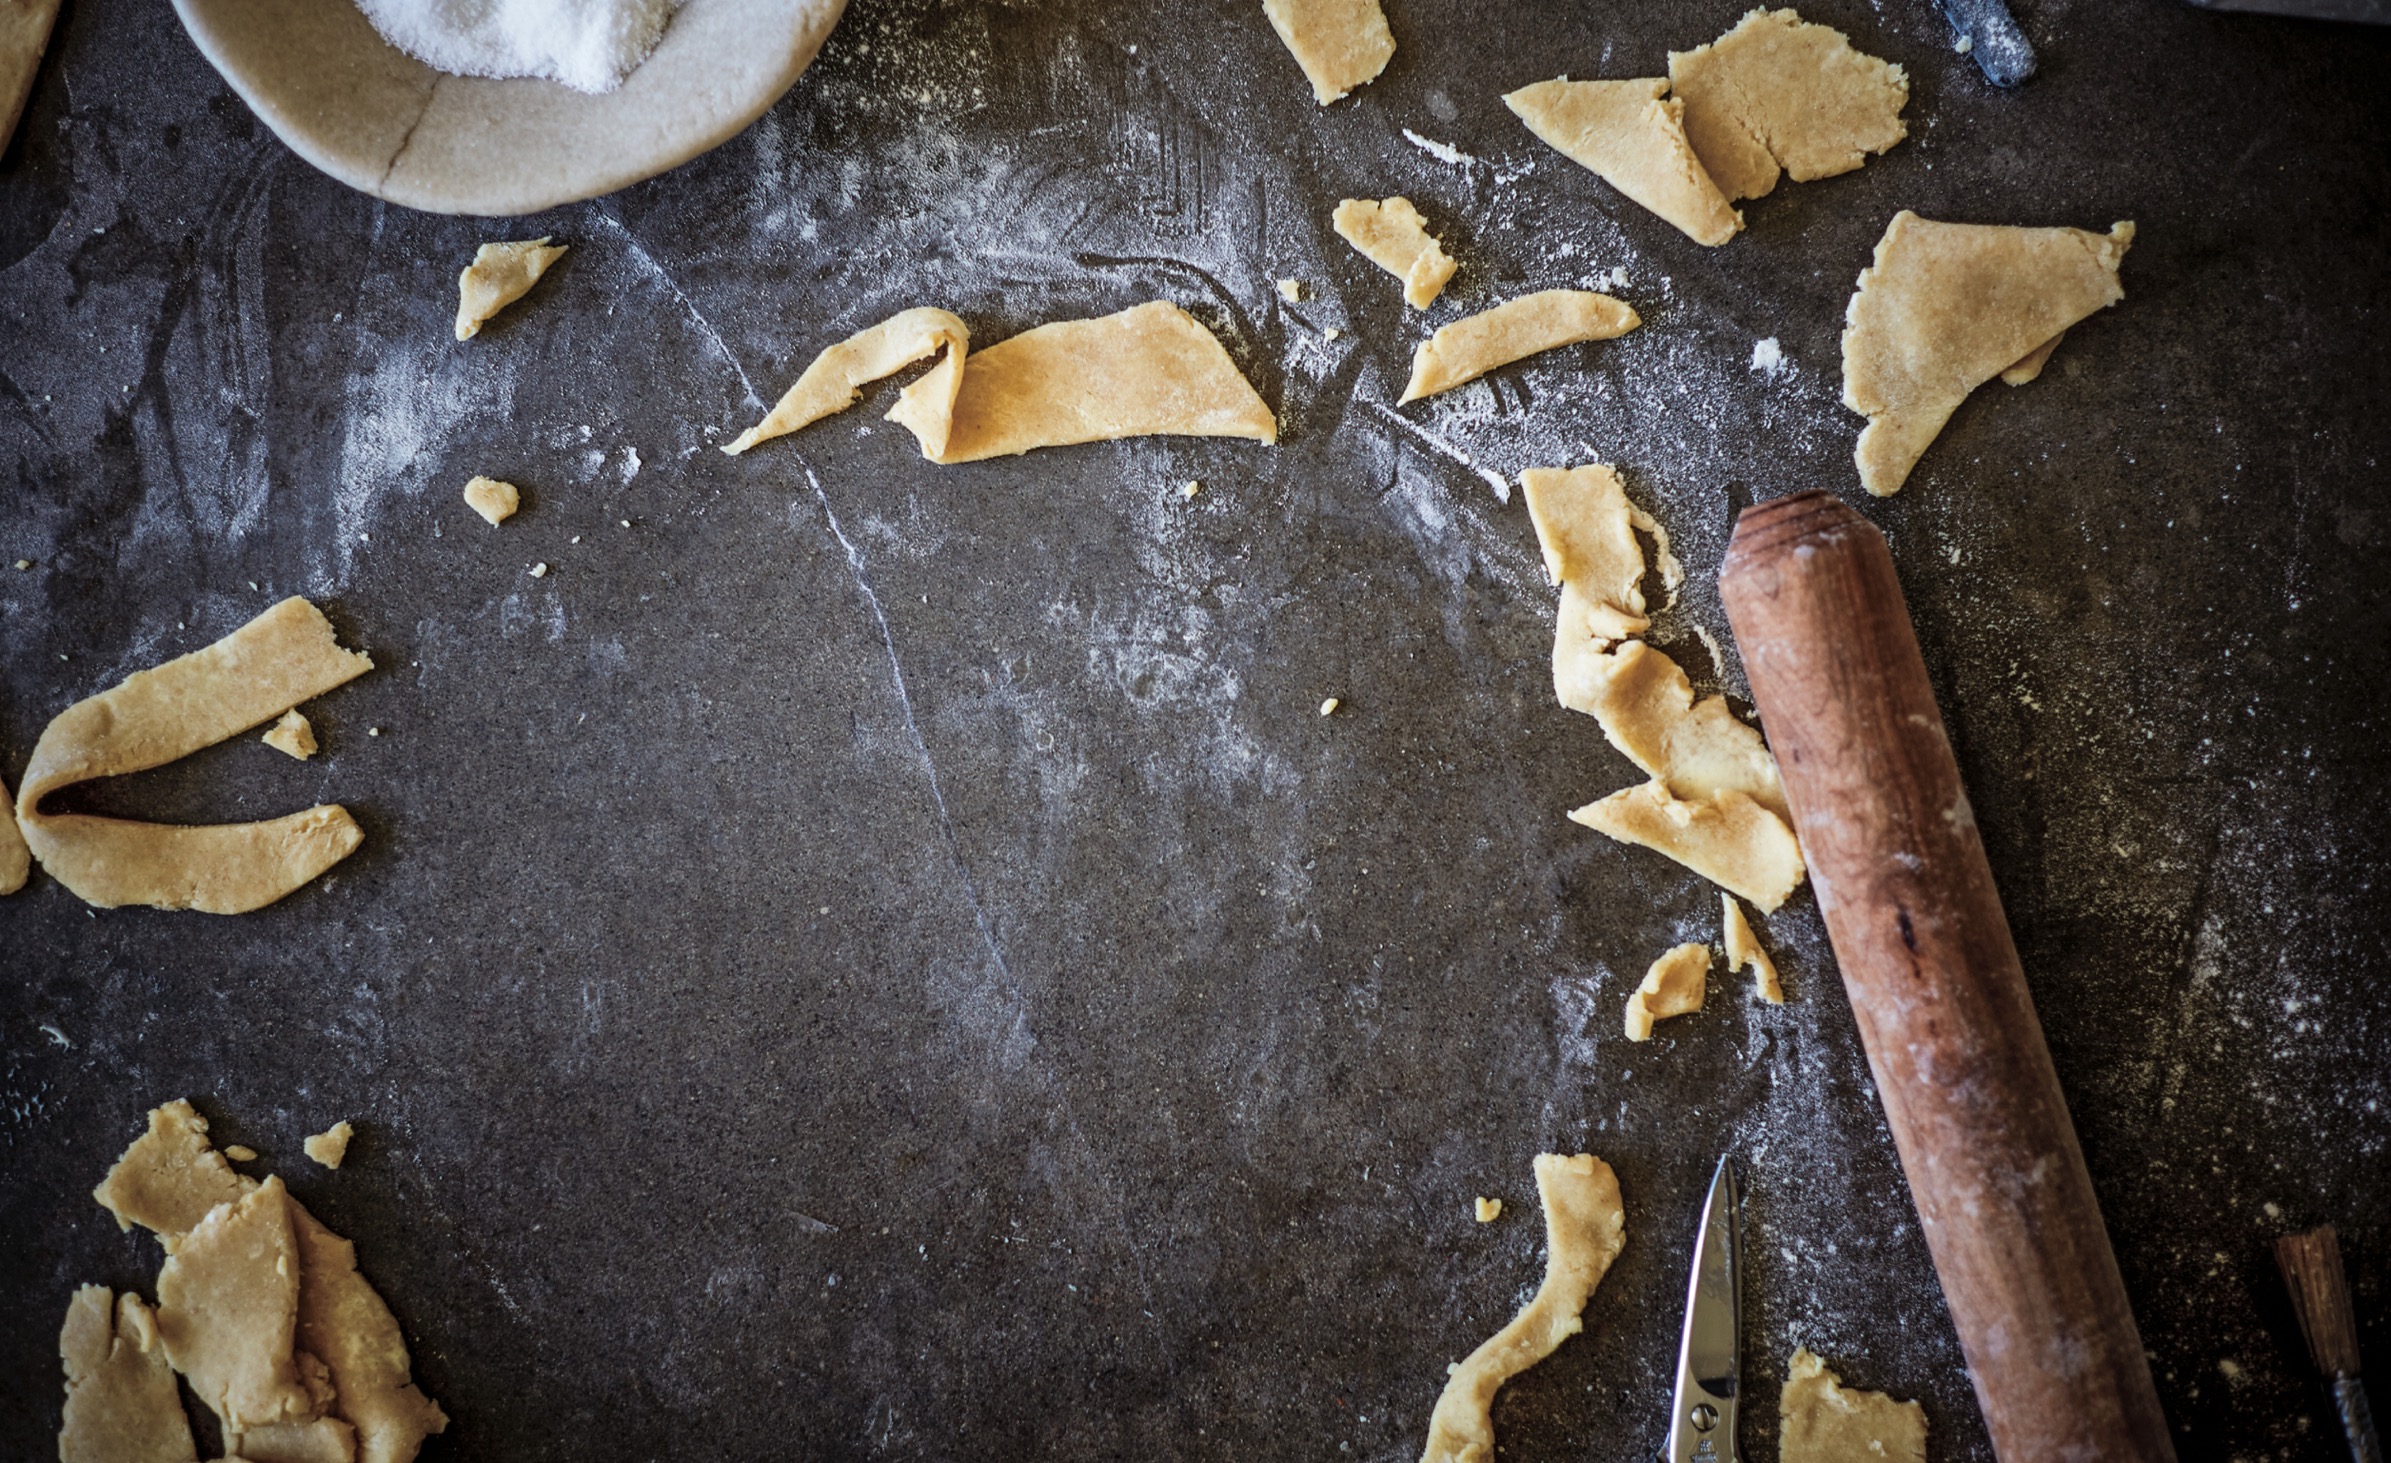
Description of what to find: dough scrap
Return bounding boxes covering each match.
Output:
[1505,78,1741,247]
[907,301,1277,464]
[1520,465,1680,702]
[454,238,566,341]
[1842,211,2135,496]
[264,710,319,761]
[1667,8,1908,203]
[0,0,62,158]
[462,476,520,525]
[1625,940,1710,1040]
[1474,1197,1502,1223]
[155,1176,317,1430]
[1333,197,1458,308]
[1402,290,1638,402]
[1421,1153,1626,1463]
[1571,780,1806,912]
[0,770,26,895]
[305,1121,354,1170]
[96,1099,256,1253]
[230,1417,360,1463]
[1572,641,1788,820]
[1780,1348,1928,1463]
[1722,894,1783,1002]
[15,597,373,913]
[723,306,970,459]
[59,1286,198,1463]
[1262,0,1395,105]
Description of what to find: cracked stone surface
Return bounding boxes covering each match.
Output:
[2,3,2387,1460]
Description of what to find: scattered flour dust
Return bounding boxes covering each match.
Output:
[353,0,683,94]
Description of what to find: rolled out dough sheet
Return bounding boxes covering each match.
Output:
[1261,0,1394,105]
[1402,290,1638,402]
[1520,463,1663,653]
[1573,640,1787,820]
[454,238,566,340]
[155,1176,315,1430]
[15,598,373,913]
[1667,8,1908,203]
[1780,1348,1928,1462]
[723,306,970,459]
[1572,780,1806,911]
[1505,78,1741,247]
[1420,1154,1625,1463]
[58,1286,198,1463]
[1625,941,1710,1040]
[1842,210,2135,496]
[1723,893,1784,1002]
[1334,197,1458,308]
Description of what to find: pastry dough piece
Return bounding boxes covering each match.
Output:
[1572,781,1806,912]
[1421,1154,1625,1463]
[1843,211,2135,496]
[264,710,319,761]
[454,238,566,341]
[59,1286,198,1463]
[1573,641,1788,820]
[16,597,373,913]
[1780,1348,1928,1463]
[1505,79,1741,247]
[1522,465,1678,702]
[1334,197,1458,308]
[289,1203,449,1463]
[0,0,62,157]
[1722,894,1783,1002]
[910,301,1277,464]
[156,1177,318,1430]
[1667,8,1908,203]
[96,1099,257,1253]
[1262,0,1395,106]
[462,476,520,525]
[0,771,26,895]
[2000,330,2064,386]
[231,1416,359,1463]
[723,307,970,459]
[1625,941,1710,1040]
[1402,290,1638,402]
[305,1121,354,1170]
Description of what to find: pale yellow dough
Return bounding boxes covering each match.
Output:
[1573,780,1805,911]
[264,710,318,761]
[95,1101,257,1250]
[1780,1348,1928,1463]
[15,598,373,913]
[156,1177,316,1430]
[305,1121,354,1170]
[1843,210,2135,496]
[0,0,63,158]
[462,476,520,525]
[59,1286,198,1463]
[1505,78,1741,247]
[723,307,970,459]
[454,238,566,341]
[1667,8,1908,203]
[1625,941,1710,1040]
[1333,197,1458,308]
[1723,894,1784,1002]
[1574,641,1787,819]
[1520,464,1679,702]
[230,1416,360,1463]
[1402,290,1638,402]
[1421,1154,1625,1463]
[0,771,25,895]
[1262,0,1395,105]
[1474,1197,1502,1223]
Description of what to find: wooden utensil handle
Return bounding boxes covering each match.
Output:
[1719,491,2175,1461]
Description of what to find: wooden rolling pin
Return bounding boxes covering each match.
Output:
[1719,490,2175,1461]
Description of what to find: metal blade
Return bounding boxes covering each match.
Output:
[1664,1156,1742,1463]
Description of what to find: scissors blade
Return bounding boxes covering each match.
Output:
[1664,1155,1742,1463]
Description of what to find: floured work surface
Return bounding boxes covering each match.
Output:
[3,5,2387,1462]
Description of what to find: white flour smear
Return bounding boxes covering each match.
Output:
[354,0,681,94]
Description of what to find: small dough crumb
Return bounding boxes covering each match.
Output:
[1183,480,1203,499]
[1505,78,1742,246]
[1474,1197,1502,1223]
[462,476,519,525]
[1667,9,1909,203]
[1333,197,1459,308]
[1781,1348,1928,1463]
[223,1144,259,1162]
[303,1122,353,1171]
[1277,278,1305,303]
[529,563,549,579]
[1402,290,1639,402]
[1320,697,1341,716]
[1723,894,1784,1002]
[58,1286,197,1463]
[1261,0,1395,105]
[1625,941,1710,1040]
[262,711,317,762]
[454,238,566,341]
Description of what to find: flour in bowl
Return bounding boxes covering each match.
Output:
[354,0,683,94]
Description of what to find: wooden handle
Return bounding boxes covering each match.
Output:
[1719,491,2174,1462]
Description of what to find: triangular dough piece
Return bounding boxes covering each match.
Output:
[1572,780,1806,911]
[1333,197,1457,308]
[1780,1348,1928,1463]
[722,307,969,459]
[1520,464,1679,702]
[454,238,566,341]
[1842,210,2135,496]
[1625,941,1710,1040]
[1262,0,1395,105]
[156,1177,318,1430]
[1505,78,1742,246]
[1722,893,1783,1002]
[911,301,1276,464]
[1402,290,1638,402]
[1575,641,1788,820]
[1667,8,1908,203]
[0,771,26,894]
[59,1286,198,1463]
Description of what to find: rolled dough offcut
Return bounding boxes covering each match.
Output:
[1261,0,1395,105]
[1625,940,1710,1041]
[454,238,567,340]
[722,307,970,458]
[1842,210,2135,496]
[15,597,374,913]
[1667,8,1908,203]
[229,1415,359,1463]
[1504,78,1742,247]
[155,1176,317,1431]
[1573,640,1788,820]
[305,1121,354,1169]
[0,0,62,157]
[1780,1348,1928,1463]
[1572,779,1806,912]
[1722,893,1784,1002]
[1420,1154,1626,1463]
[1333,197,1458,308]
[95,1099,257,1251]
[1401,290,1639,402]
[264,710,319,761]
[897,301,1277,464]
[0,770,25,894]
[58,1286,198,1463]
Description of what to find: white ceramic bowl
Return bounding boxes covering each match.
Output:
[172,0,846,217]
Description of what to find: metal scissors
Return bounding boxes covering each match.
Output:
[1664,1155,1743,1463]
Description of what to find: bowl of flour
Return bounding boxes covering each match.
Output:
[173,0,846,215]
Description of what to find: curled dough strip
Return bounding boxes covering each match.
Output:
[17,598,373,913]
[0,772,25,894]
[723,307,970,459]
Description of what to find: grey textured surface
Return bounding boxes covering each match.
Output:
[2,2,2387,1459]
